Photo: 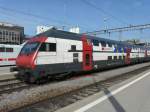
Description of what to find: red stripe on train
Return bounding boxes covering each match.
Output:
[8,58,16,61]
[0,58,16,61]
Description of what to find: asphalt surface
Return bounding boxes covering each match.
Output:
[56,67,150,112]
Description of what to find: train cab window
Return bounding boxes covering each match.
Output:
[20,42,40,54]
[71,45,76,51]
[93,40,99,46]
[100,41,106,47]
[86,54,90,66]
[39,43,56,52]
[6,48,13,52]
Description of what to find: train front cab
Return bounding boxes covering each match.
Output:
[16,37,47,83]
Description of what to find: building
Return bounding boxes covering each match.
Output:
[69,27,80,34]
[0,22,24,44]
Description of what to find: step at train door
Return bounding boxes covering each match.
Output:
[81,35,93,71]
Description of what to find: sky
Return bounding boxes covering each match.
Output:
[0,0,150,41]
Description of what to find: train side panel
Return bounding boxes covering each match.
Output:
[34,37,83,77]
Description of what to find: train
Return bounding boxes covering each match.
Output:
[0,44,23,66]
[16,28,150,83]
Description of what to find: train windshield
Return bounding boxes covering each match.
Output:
[20,42,40,55]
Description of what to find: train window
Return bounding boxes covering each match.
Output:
[114,56,117,60]
[118,47,123,53]
[119,56,122,60]
[108,43,112,47]
[86,54,90,66]
[40,43,47,51]
[49,43,56,52]
[6,48,13,52]
[100,41,106,47]
[71,45,76,51]
[93,40,99,46]
[0,47,5,52]
[123,56,125,60]
[108,56,112,60]
[39,43,56,52]
[21,42,40,54]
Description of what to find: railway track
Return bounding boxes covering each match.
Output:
[0,78,30,95]
[13,65,150,112]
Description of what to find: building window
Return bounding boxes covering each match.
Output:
[6,31,8,35]
[93,40,99,46]
[3,30,5,35]
[0,30,2,35]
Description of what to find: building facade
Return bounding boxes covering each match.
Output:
[0,22,24,45]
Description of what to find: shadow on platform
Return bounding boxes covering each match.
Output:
[102,86,126,112]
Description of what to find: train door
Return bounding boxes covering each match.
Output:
[125,48,131,64]
[81,35,93,71]
[145,49,148,57]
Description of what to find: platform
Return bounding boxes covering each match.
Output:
[55,66,150,112]
[0,66,18,80]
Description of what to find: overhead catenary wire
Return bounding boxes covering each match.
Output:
[84,24,150,35]
[0,5,89,31]
[0,9,46,26]
[81,0,129,25]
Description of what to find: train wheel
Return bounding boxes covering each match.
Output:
[25,73,35,83]
[29,75,36,83]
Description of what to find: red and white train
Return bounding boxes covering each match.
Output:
[16,28,150,83]
[0,44,22,66]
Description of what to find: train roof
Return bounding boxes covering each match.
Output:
[35,28,147,48]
